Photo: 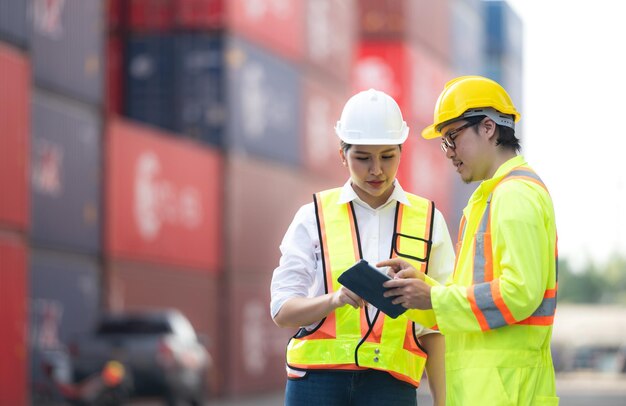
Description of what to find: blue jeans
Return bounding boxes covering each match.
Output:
[284,369,418,406]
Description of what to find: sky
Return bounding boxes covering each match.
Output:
[503,0,626,269]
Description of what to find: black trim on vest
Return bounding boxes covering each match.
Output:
[391,201,435,270]
[424,201,436,275]
[313,193,329,294]
[293,193,329,340]
[348,201,363,259]
[413,328,429,354]
[350,201,383,366]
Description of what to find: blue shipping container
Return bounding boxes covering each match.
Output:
[227,36,301,166]
[31,0,103,104]
[0,0,29,47]
[125,34,176,131]
[174,33,225,147]
[31,90,101,254]
[484,0,523,61]
[125,33,226,147]
[450,0,485,75]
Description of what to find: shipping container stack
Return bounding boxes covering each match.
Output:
[222,0,358,395]
[104,0,226,396]
[0,0,522,402]
[28,0,105,402]
[0,2,30,400]
[102,0,357,397]
[448,0,488,241]
[0,0,101,403]
[354,0,457,228]
[448,0,523,240]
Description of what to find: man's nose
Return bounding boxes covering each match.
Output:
[445,146,456,160]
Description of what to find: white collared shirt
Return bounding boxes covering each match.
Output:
[270,179,455,336]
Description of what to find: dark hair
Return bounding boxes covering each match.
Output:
[340,140,402,153]
[468,115,521,152]
[495,125,521,152]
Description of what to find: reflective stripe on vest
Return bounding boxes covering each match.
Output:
[466,168,558,331]
[286,188,435,387]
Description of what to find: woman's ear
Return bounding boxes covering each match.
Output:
[339,148,347,166]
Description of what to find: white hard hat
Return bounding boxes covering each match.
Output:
[335,88,409,145]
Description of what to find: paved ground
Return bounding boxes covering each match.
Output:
[206,373,626,406]
[129,372,626,406]
[207,391,434,406]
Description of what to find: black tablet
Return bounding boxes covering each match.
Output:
[337,259,407,319]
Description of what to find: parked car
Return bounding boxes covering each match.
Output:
[71,309,211,405]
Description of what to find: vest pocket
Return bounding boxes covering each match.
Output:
[392,232,432,263]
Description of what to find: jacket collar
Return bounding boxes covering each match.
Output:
[470,155,527,204]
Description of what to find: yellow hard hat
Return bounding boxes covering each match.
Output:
[421,76,521,139]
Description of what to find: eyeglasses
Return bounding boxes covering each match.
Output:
[440,121,479,153]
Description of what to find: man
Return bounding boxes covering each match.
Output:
[379,76,559,405]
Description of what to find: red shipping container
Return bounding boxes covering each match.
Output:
[402,130,455,221]
[222,274,293,395]
[0,232,28,405]
[227,0,305,61]
[105,260,221,393]
[106,33,123,116]
[106,119,223,272]
[353,41,411,113]
[226,154,334,278]
[175,0,224,29]
[408,43,451,124]
[107,0,122,32]
[352,41,451,196]
[402,46,452,204]
[304,0,356,81]
[407,0,451,63]
[129,0,175,31]
[0,44,30,232]
[302,75,349,183]
[352,40,415,186]
[358,0,407,39]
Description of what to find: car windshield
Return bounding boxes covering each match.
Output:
[96,318,171,335]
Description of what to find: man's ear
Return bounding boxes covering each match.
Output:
[483,118,497,140]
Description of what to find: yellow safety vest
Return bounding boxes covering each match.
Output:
[431,157,559,405]
[286,188,436,387]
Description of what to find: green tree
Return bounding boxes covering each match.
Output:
[557,259,603,303]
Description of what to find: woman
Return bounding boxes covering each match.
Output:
[271,89,454,406]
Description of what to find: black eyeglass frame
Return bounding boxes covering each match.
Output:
[440,120,480,153]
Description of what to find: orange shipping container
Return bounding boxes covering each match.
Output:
[0,43,30,232]
[106,119,223,272]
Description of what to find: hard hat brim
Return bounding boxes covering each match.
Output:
[336,133,408,145]
[421,124,439,140]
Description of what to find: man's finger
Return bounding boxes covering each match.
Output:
[376,258,411,270]
[395,269,425,280]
